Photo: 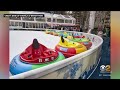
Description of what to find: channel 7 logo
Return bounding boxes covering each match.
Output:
[100,65,111,73]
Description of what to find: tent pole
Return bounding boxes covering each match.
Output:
[87,11,96,33]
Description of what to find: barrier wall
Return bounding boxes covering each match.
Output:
[9,30,103,79]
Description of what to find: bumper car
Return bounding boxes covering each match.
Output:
[69,37,92,49]
[10,39,65,75]
[59,31,69,38]
[49,31,54,35]
[63,34,68,38]
[45,29,50,34]
[58,32,63,37]
[55,36,87,58]
[74,36,84,38]
[73,33,85,38]
[67,35,73,40]
[53,31,58,36]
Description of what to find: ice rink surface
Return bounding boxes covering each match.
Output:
[10,30,95,62]
[9,30,95,77]
[9,31,60,62]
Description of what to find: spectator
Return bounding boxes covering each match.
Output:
[79,25,82,32]
[80,27,83,32]
[106,27,110,37]
[61,27,63,30]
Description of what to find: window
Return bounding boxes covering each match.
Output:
[40,23,43,28]
[39,23,41,28]
[53,18,56,22]
[9,16,21,20]
[26,22,31,28]
[29,23,33,28]
[65,20,72,23]
[33,23,36,28]
[22,17,34,21]
[47,18,51,22]
[25,22,28,28]
[36,17,45,22]
[69,20,72,23]
[15,22,19,26]
[9,21,14,26]
[19,22,22,26]
[36,23,39,28]
[65,20,69,23]
[57,19,64,23]
[22,22,25,28]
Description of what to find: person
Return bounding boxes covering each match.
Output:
[80,27,83,32]
[80,25,83,32]
[106,27,110,37]
[97,25,104,38]
[61,27,63,30]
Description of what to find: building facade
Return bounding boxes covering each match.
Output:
[94,11,110,29]
[71,11,90,29]
[41,11,110,30]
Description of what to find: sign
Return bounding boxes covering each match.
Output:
[100,65,111,73]
[60,47,68,52]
